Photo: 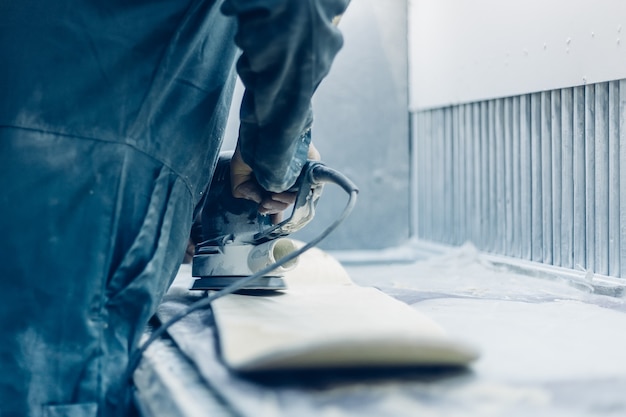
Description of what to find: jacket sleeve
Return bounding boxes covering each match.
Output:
[221,0,350,192]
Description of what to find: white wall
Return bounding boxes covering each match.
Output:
[409,0,626,110]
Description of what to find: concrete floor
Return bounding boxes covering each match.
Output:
[135,244,626,417]
[345,244,626,417]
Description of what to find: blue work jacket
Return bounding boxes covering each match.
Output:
[0,0,349,415]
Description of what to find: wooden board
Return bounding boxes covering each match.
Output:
[210,245,479,372]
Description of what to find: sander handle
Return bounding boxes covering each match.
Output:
[253,161,358,242]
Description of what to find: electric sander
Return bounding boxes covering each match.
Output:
[126,154,357,378]
[191,152,354,291]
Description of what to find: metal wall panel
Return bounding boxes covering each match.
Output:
[560,88,574,269]
[620,80,626,278]
[412,80,626,278]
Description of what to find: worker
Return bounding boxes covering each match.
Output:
[0,0,349,416]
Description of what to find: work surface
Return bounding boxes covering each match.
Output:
[134,244,626,417]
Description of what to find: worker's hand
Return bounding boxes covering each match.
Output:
[230,143,320,223]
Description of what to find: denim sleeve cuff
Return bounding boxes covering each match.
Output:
[222,0,349,192]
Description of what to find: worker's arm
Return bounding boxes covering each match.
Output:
[221,0,349,193]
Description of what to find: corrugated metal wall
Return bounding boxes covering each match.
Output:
[412,80,626,278]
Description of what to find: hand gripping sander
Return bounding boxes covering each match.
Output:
[190,152,356,291]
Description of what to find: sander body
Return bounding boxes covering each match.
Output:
[191,153,325,291]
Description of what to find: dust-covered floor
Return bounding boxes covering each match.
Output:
[135,243,626,417]
[343,243,626,417]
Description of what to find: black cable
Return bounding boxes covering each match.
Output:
[310,164,358,195]
[126,175,358,381]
